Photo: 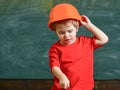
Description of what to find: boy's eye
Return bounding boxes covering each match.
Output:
[59,31,64,34]
[58,30,73,34]
[68,30,72,33]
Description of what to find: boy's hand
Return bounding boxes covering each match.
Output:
[80,15,91,27]
[52,66,70,89]
[80,15,109,45]
[59,75,70,89]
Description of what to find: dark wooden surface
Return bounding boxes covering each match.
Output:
[0,79,120,90]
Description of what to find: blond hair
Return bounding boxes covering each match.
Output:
[52,19,79,31]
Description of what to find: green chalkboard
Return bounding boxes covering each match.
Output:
[0,0,120,79]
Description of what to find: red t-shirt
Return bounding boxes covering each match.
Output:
[49,36,101,90]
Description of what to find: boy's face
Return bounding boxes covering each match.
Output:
[56,23,78,45]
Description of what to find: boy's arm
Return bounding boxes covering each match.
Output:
[52,66,70,89]
[80,15,109,46]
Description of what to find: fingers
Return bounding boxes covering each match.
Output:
[81,15,91,23]
[81,15,88,22]
[80,15,91,27]
[64,82,70,89]
[60,80,70,89]
[60,82,70,89]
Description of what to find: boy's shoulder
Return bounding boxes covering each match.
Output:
[49,41,60,49]
[78,35,93,40]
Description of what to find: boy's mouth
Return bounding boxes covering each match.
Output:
[65,39,70,41]
[64,39,71,44]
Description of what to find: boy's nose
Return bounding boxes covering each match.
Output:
[64,32,69,38]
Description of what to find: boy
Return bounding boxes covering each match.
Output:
[48,3,109,90]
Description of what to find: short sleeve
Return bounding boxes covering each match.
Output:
[49,45,60,69]
[92,36,102,50]
[80,35,102,50]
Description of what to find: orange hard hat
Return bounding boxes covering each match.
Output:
[48,3,82,30]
